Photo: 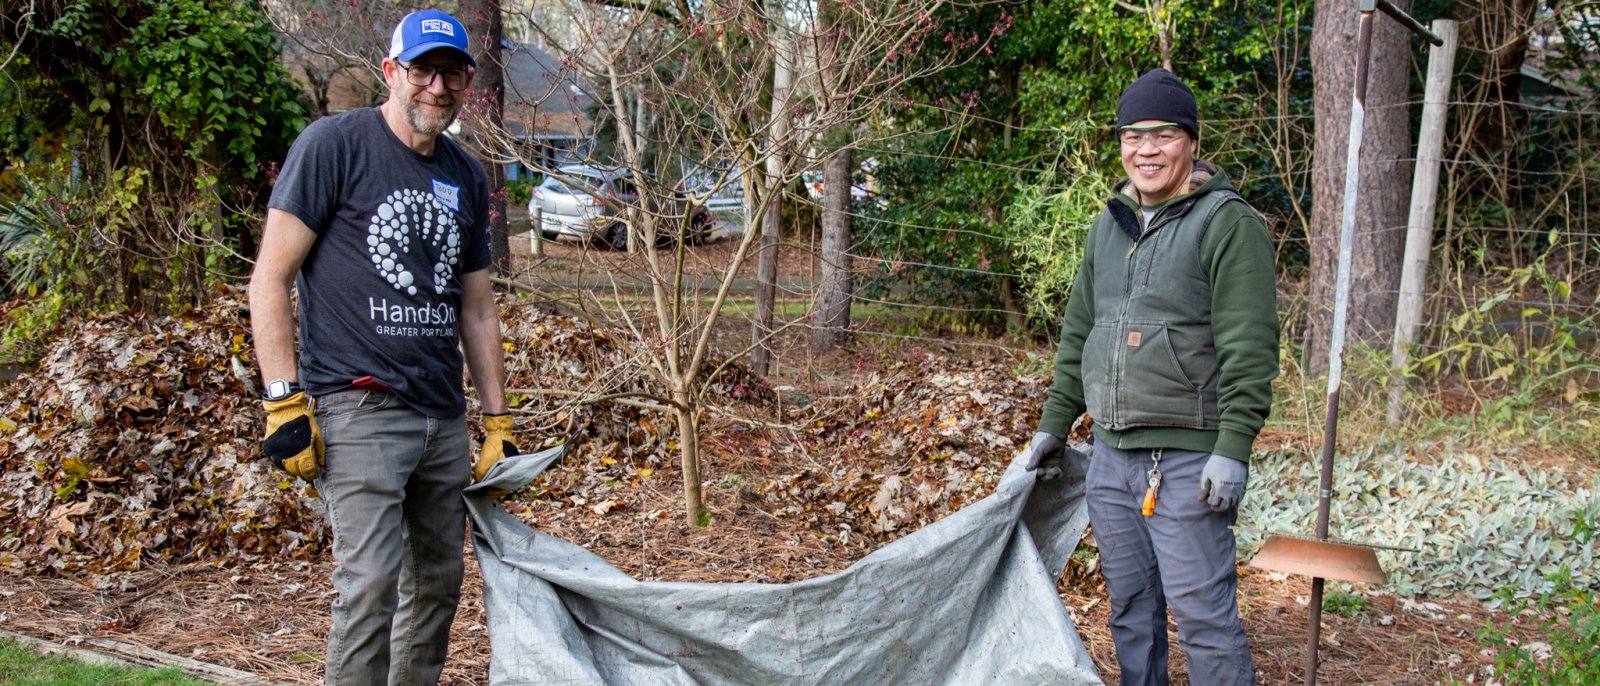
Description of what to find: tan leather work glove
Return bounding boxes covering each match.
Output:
[263,392,325,480]
[473,413,519,483]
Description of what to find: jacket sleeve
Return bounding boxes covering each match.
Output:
[1201,203,1280,461]
[1036,222,1097,439]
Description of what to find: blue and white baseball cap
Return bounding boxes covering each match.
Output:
[388,9,476,67]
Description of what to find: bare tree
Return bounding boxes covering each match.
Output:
[807,0,854,355]
[1115,0,1185,71]
[261,0,393,115]
[751,35,794,376]
[491,0,1001,524]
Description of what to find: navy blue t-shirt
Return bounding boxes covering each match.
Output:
[268,108,491,418]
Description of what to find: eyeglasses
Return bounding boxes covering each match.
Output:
[399,62,471,92]
[1119,128,1186,147]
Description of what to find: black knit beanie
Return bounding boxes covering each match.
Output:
[1115,68,1199,138]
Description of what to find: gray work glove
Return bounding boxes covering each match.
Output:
[1021,432,1066,481]
[1198,453,1249,512]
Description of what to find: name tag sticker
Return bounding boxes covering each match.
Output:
[432,178,461,212]
[1127,331,1143,347]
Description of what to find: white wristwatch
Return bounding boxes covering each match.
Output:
[263,379,302,401]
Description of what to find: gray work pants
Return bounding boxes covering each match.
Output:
[1085,441,1254,686]
[313,391,471,686]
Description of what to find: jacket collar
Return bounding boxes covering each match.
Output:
[1106,160,1231,241]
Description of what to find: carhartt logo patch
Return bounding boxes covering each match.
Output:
[1127,331,1143,347]
[420,18,454,36]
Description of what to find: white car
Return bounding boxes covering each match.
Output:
[529,165,637,248]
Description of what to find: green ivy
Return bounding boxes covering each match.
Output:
[0,0,307,312]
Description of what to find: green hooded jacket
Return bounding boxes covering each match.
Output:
[1037,164,1279,461]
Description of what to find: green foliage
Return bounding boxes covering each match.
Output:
[1413,237,1600,443]
[506,178,536,206]
[0,0,307,313]
[1242,443,1600,600]
[0,291,67,365]
[865,0,1314,333]
[0,637,213,685]
[0,168,113,361]
[1004,143,1108,321]
[1322,589,1371,617]
[1478,560,1600,685]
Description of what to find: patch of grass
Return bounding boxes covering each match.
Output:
[1477,564,1600,685]
[1322,589,1371,617]
[0,637,214,685]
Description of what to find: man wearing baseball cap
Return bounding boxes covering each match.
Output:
[249,8,519,684]
[1019,68,1279,684]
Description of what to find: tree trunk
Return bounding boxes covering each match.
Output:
[811,145,853,353]
[750,36,793,376]
[1306,0,1413,370]
[461,0,511,275]
[673,391,704,526]
[750,170,780,376]
[999,275,1026,334]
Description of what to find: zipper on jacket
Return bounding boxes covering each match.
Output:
[1112,224,1149,430]
[1112,204,1175,430]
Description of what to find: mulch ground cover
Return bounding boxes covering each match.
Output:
[0,275,1558,685]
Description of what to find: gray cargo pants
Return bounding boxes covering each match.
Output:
[313,391,471,686]
[1085,441,1254,686]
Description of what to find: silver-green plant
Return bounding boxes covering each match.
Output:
[1240,446,1600,601]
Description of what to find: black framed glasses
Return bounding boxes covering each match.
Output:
[399,62,471,91]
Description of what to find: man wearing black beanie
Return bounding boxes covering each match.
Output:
[1019,68,1278,685]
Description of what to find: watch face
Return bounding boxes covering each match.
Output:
[267,380,295,400]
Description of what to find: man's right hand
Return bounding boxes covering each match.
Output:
[1021,431,1066,480]
[263,392,325,480]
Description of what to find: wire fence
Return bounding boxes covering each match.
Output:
[711,91,1600,387]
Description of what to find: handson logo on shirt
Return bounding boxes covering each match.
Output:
[366,186,463,296]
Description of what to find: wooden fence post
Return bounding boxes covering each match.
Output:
[532,206,544,256]
[1388,19,1458,426]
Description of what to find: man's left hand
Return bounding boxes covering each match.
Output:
[1198,453,1248,512]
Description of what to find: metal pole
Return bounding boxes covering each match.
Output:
[1308,3,1375,684]
[1375,0,1444,46]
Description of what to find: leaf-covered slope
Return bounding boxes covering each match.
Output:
[0,296,323,574]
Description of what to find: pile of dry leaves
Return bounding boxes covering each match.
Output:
[0,293,324,574]
[479,299,1060,581]
[1,293,1058,583]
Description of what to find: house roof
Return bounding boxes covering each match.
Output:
[502,41,594,139]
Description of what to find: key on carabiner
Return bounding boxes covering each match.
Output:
[1141,468,1162,517]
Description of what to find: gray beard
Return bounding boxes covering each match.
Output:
[404,99,458,136]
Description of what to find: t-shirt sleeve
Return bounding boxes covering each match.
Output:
[267,118,345,234]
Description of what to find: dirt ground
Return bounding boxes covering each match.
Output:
[0,235,1568,685]
[0,549,1538,685]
